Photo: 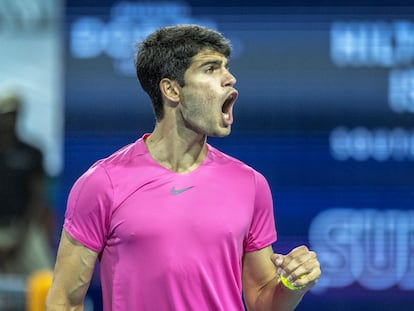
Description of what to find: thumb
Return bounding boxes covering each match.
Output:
[272,254,284,266]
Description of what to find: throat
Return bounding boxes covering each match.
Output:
[145,134,208,173]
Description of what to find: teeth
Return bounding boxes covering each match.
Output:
[223,113,230,120]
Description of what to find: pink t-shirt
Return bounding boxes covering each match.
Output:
[64,135,277,311]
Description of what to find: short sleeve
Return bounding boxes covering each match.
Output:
[64,162,113,253]
[244,170,277,252]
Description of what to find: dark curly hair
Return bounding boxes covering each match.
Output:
[135,24,232,121]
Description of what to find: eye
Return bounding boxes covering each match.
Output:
[206,66,215,73]
[205,64,220,73]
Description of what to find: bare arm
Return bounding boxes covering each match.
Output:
[46,229,98,310]
[243,245,320,311]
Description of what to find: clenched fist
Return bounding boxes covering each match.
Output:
[272,245,321,291]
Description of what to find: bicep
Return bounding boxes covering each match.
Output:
[46,229,98,309]
[242,245,278,310]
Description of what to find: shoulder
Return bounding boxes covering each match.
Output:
[86,137,144,176]
[207,143,246,167]
[10,139,44,171]
[15,140,42,158]
[206,144,270,191]
[99,140,140,168]
[207,143,264,176]
[72,140,137,189]
[72,137,149,197]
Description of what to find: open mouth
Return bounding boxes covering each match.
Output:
[222,91,238,123]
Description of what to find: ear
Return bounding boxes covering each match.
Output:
[160,78,180,103]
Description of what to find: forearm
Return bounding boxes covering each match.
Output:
[243,245,320,311]
[46,230,97,311]
[251,277,306,311]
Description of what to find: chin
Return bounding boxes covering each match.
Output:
[209,127,232,138]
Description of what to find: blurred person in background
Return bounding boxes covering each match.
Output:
[0,90,54,276]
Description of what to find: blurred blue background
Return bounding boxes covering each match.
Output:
[63,0,414,310]
[11,0,414,309]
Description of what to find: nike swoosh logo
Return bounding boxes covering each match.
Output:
[171,186,194,195]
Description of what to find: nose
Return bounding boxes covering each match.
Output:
[223,69,237,87]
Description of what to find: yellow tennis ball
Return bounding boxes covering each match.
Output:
[280,275,306,290]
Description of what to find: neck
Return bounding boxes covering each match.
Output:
[145,121,208,173]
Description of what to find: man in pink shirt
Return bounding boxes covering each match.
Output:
[46,24,321,310]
